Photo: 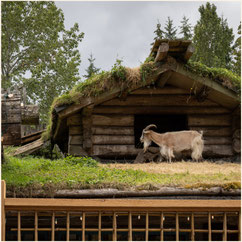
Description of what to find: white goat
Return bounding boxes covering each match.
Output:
[140,124,204,163]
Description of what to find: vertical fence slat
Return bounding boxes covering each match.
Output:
[113,212,117,241]
[82,212,85,241]
[160,212,164,241]
[223,212,227,241]
[191,213,194,241]
[128,212,132,241]
[34,212,38,241]
[51,212,55,241]
[66,212,70,241]
[18,211,21,241]
[239,212,241,242]
[208,212,212,241]
[176,213,179,241]
[1,180,6,241]
[98,212,101,241]
[146,212,149,241]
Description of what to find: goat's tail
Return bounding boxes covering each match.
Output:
[191,135,204,161]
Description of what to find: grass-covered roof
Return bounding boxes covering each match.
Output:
[42,56,240,141]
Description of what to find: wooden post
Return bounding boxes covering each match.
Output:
[128,212,132,241]
[113,212,117,241]
[1,180,6,241]
[66,212,70,241]
[145,212,149,241]
[82,106,93,154]
[223,212,227,241]
[51,212,55,241]
[18,211,21,241]
[82,212,85,241]
[191,213,195,241]
[98,212,101,241]
[34,212,38,241]
[208,212,212,241]
[160,212,164,241]
[176,213,179,241]
[239,212,241,241]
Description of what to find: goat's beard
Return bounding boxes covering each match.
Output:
[143,139,151,152]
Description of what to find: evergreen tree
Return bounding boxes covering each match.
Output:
[83,53,100,79]
[232,23,241,75]
[153,20,164,42]
[179,16,193,40]
[192,2,234,68]
[164,17,177,40]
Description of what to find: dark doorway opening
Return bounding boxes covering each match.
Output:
[134,114,188,148]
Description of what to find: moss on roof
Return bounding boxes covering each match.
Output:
[42,58,240,141]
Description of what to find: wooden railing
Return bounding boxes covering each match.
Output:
[1,180,241,241]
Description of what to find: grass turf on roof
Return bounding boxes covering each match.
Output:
[42,59,240,141]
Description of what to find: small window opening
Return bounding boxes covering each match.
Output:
[134,114,188,148]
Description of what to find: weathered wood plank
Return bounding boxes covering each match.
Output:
[190,127,232,137]
[101,95,219,107]
[131,86,190,95]
[92,145,139,156]
[183,43,195,62]
[68,145,88,156]
[69,135,83,145]
[21,105,39,125]
[67,114,82,126]
[188,115,231,127]
[203,137,232,145]
[93,106,230,115]
[203,145,233,157]
[155,43,169,62]
[82,106,93,151]
[92,135,134,145]
[92,114,134,126]
[2,124,21,145]
[69,126,83,135]
[92,127,134,135]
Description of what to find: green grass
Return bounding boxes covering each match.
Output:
[2,155,240,197]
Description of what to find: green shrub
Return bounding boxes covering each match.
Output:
[64,155,98,167]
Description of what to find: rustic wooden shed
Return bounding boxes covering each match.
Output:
[51,40,240,161]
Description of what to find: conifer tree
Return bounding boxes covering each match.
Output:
[192,2,234,68]
[179,16,193,40]
[232,23,241,75]
[164,17,177,40]
[84,53,100,79]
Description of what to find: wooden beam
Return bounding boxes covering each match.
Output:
[5,198,241,212]
[190,127,232,137]
[155,43,169,62]
[94,106,230,115]
[188,115,231,127]
[183,43,195,62]
[156,71,172,88]
[92,114,134,126]
[131,86,190,95]
[92,135,134,145]
[92,145,139,156]
[92,127,134,136]
[203,145,233,157]
[82,106,93,152]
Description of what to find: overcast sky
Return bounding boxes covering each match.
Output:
[56,1,241,79]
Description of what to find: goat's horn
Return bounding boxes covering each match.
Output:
[144,124,157,131]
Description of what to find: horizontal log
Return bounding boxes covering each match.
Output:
[2,124,21,145]
[1,112,21,124]
[190,127,232,137]
[92,114,134,126]
[93,106,230,115]
[233,139,241,153]
[67,114,82,126]
[92,145,140,156]
[21,105,39,125]
[68,145,88,156]
[69,126,83,135]
[101,95,219,107]
[131,86,190,95]
[203,145,233,157]
[188,115,231,127]
[69,135,83,145]
[203,137,232,145]
[92,126,134,135]
[92,135,134,145]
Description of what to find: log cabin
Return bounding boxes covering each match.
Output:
[49,39,241,161]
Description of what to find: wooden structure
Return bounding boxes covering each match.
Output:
[1,181,241,241]
[52,40,240,161]
[1,88,39,146]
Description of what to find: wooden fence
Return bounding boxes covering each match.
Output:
[1,181,241,241]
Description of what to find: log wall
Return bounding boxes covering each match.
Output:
[67,86,236,158]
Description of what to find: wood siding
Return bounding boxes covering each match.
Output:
[67,86,235,158]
